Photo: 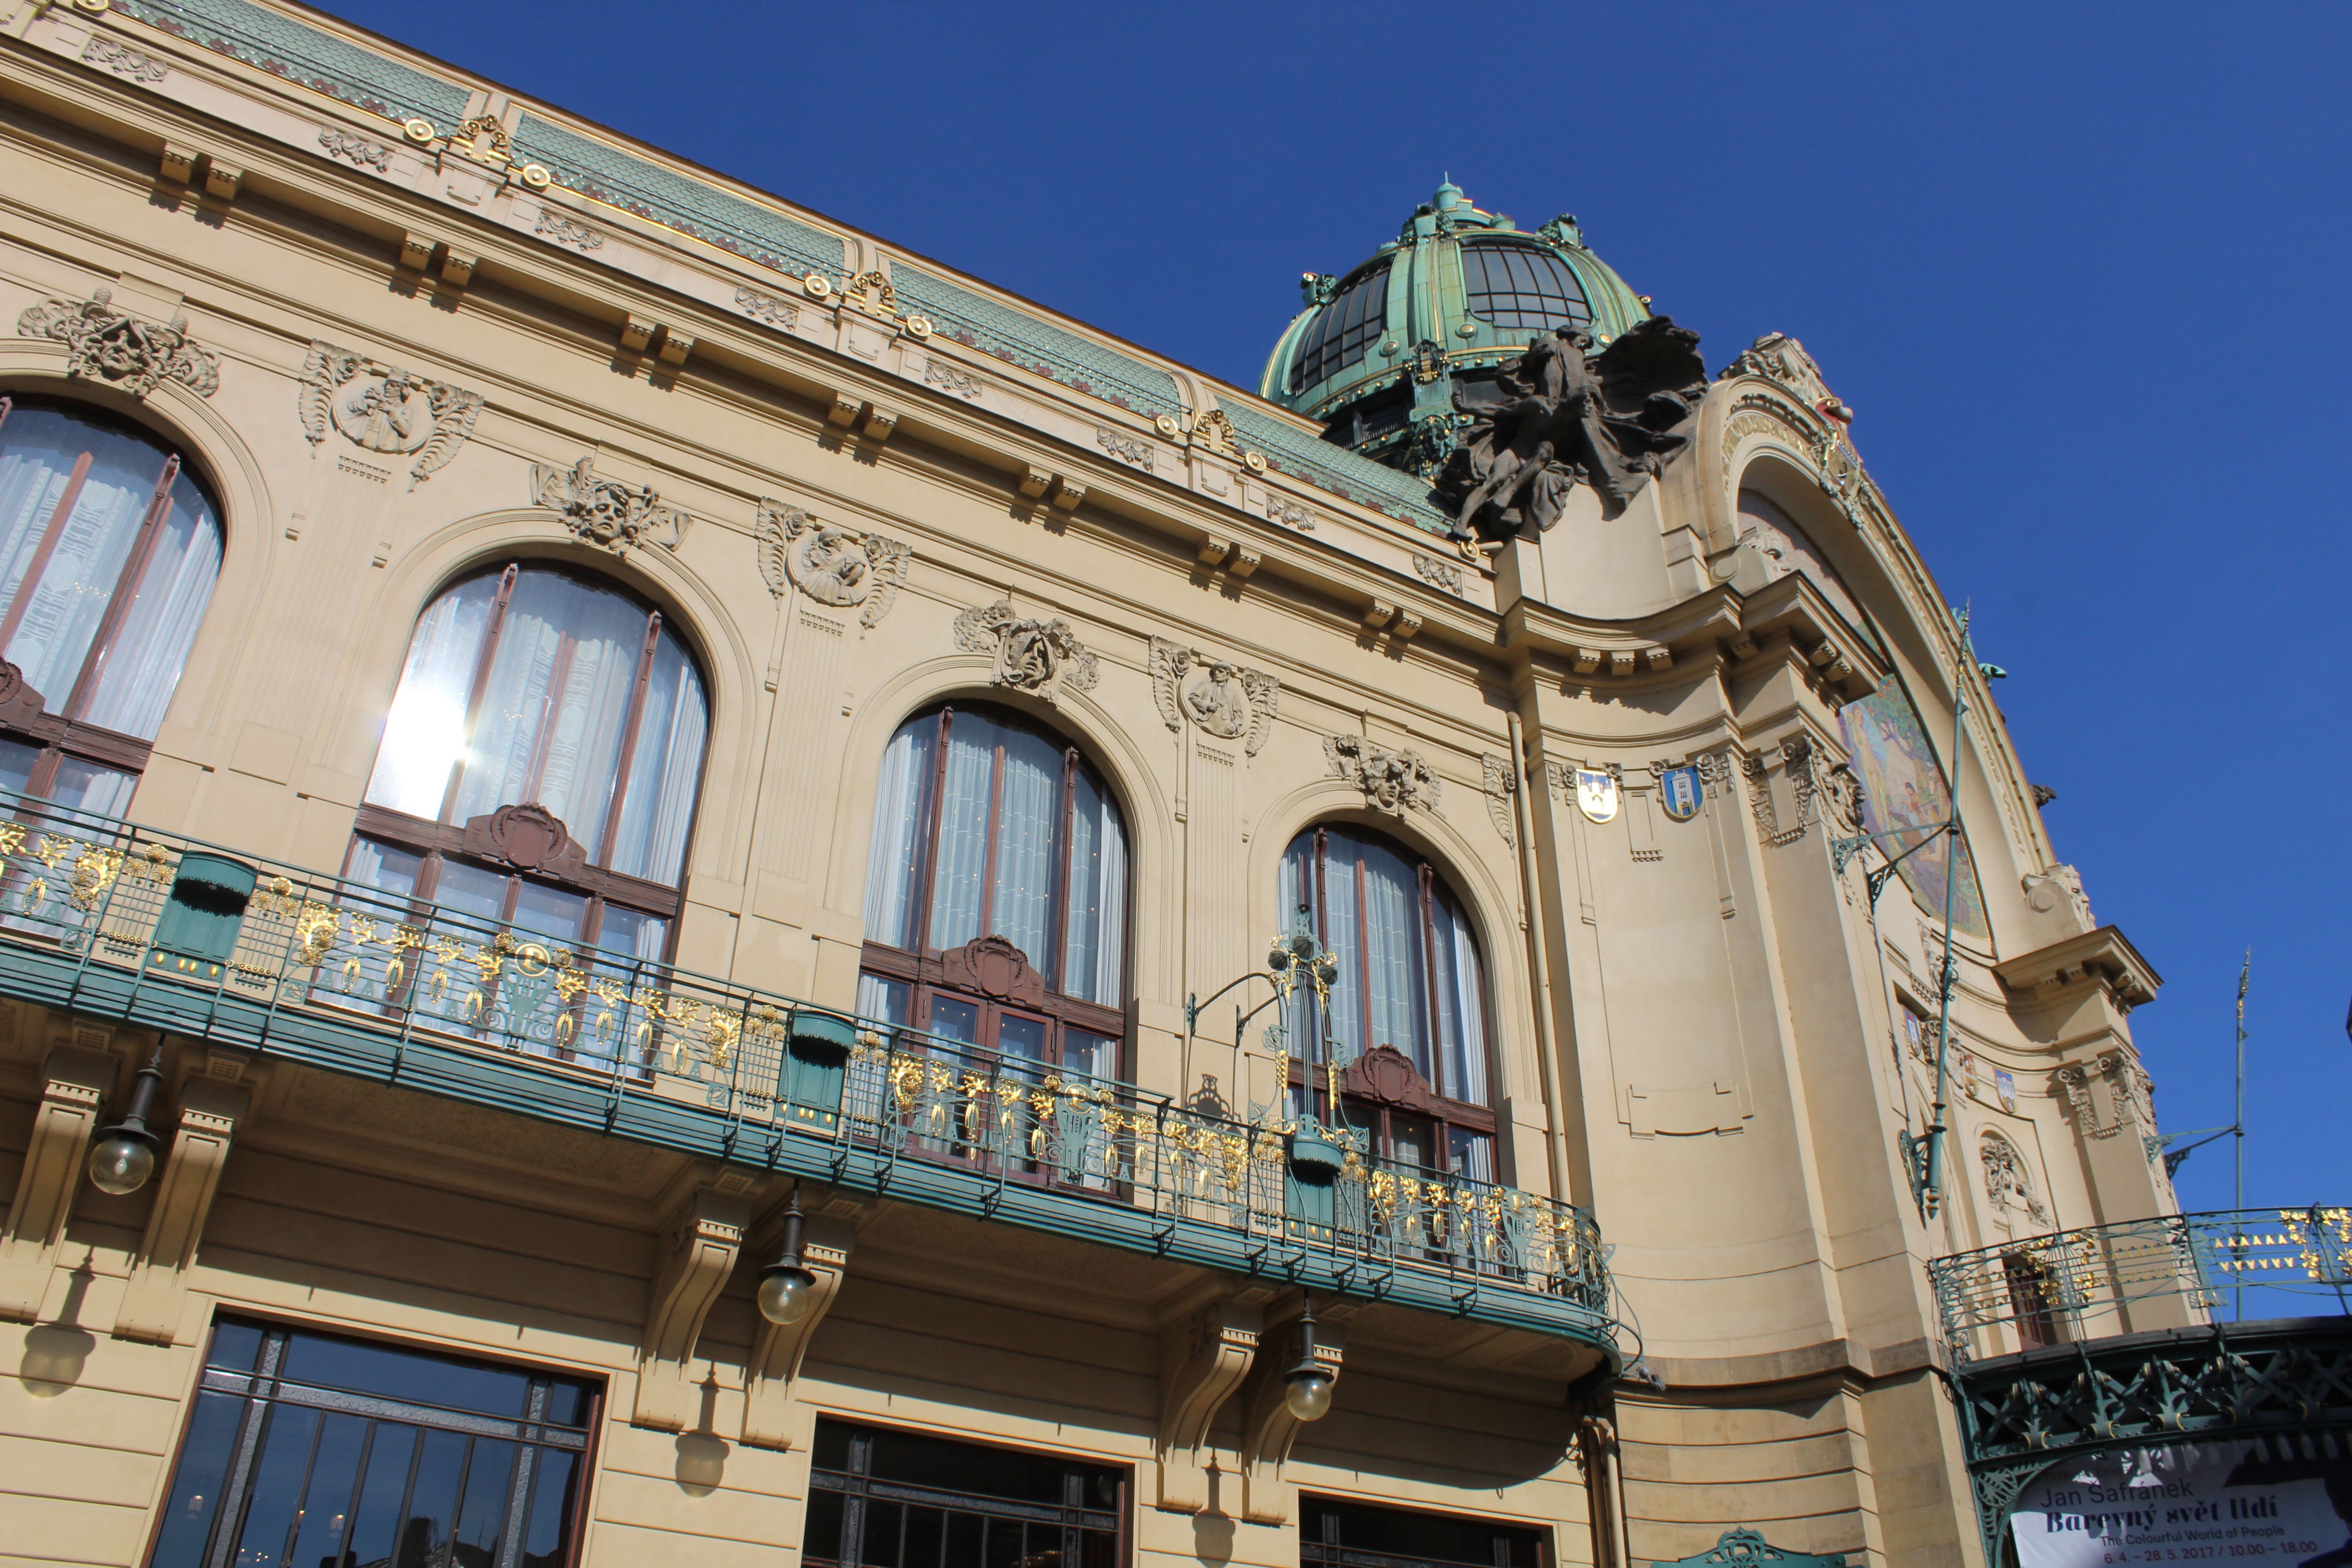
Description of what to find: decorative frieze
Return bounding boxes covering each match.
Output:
[953,601,1098,704]
[298,341,482,488]
[532,457,689,552]
[735,286,798,328]
[1264,496,1315,531]
[533,209,603,251]
[317,127,392,172]
[1149,638,1278,754]
[1326,735,1440,815]
[82,33,169,83]
[1098,427,1154,471]
[17,287,218,399]
[754,500,908,627]
[923,360,982,399]
[1412,554,1465,596]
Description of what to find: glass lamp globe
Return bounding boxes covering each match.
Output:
[1283,1367,1334,1422]
[88,1132,156,1196]
[757,1264,816,1326]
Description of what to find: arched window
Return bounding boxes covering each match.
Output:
[0,396,223,814]
[858,704,1127,1078]
[1280,825,1495,1180]
[348,564,709,959]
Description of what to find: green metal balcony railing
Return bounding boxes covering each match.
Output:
[1926,1206,2352,1363]
[0,789,1617,1349]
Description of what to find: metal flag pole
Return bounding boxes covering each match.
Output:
[2236,948,2250,1321]
[1920,606,1976,1219]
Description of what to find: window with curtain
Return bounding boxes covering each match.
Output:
[858,703,1127,1082]
[1280,825,1496,1181]
[0,396,224,818]
[348,564,708,963]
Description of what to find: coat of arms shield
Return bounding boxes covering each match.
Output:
[1575,768,1619,824]
[1659,764,1703,822]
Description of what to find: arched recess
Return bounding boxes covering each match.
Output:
[1244,775,1531,1184]
[824,657,1172,1019]
[320,509,757,886]
[0,359,278,753]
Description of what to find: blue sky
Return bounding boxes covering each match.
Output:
[312,1,2349,1211]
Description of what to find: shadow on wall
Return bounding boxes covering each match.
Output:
[15,1265,98,1397]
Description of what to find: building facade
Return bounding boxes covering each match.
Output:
[0,7,2259,1568]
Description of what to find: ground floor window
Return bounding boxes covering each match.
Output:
[1303,1497,1547,1568]
[148,1316,598,1568]
[804,1418,1124,1568]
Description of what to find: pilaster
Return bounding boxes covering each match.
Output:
[0,1044,115,1321]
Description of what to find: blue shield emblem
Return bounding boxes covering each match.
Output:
[1659,764,1703,823]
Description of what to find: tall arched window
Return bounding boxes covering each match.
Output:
[859,704,1127,1078]
[348,564,709,959]
[1281,825,1496,1180]
[0,397,224,814]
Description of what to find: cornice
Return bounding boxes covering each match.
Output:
[1993,925,2162,1012]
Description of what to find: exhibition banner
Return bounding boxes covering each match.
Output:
[2010,1441,2351,1568]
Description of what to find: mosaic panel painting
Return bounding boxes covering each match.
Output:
[1839,681,1989,938]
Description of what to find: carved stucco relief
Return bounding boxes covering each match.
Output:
[753,500,907,627]
[1148,638,1276,754]
[953,601,1098,704]
[299,342,481,488]
[1326,735,1440,816]
[17,288,218,399]
[532,457,689,552]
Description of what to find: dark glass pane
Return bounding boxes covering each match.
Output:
[902,1506,943,1568]
[1319,1498,1540,1568]
[448,1437,515,1568]
[802,1489,846,1563]
[943,1512,983,1568]
[431,860,510,926]
[1291,264,1390,392]
[981,1518,1021,1568]
[391,1429,469,1568]
[230,1403,322,1568]
[206,1321,265,1372]
[1461,241,1592,334]
[1080,1530,1117,1568]
[537,1383,588,1430]
[346,1426,418,1568]
[519,1448,579,1568]
[149,1390,247,1568]
[813,1418,854,1473]
[0,734,37,796]
[996,1014,1047,1066]
[281,1333,530,1419]
[925,996,979,1045]
[866,1428,1063,1505]
[860,1499,903,1567]
[286,1415,369,1568]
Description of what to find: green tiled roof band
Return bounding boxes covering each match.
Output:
[122,3,1431,526]
[513,114,843,277]
[891,265,1180,419]
[120,0,469,122]
[1220,403,1449,532]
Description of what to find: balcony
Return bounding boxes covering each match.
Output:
[1926,1210,2352,1559]
[0,789,1619,1357]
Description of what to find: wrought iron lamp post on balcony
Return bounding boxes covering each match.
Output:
[1183,905,1338,1121]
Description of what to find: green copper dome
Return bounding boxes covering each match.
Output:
[1259,182,1651,476]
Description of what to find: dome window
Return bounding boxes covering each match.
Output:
[1461,239,1592,333]
[1288,261,1389,393]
